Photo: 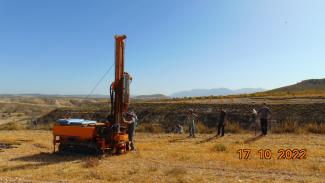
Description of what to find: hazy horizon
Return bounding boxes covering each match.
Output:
[0,77,322,96]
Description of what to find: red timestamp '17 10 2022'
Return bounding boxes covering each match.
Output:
[237,149,307,160]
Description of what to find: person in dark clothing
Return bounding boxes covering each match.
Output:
[217,108,227,137]
[124,112,138,151]
[187,109,198,138]
[258,103,272,135]
[32,119,38,129]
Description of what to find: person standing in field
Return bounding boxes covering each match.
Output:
[258,103,272,135]
[123,111,138,151]
[187,109,198,138]
[251,109,258,136]
[32,119,38,129]
[217,108,227,137]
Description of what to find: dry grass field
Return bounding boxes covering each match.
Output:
[0,130,324,183]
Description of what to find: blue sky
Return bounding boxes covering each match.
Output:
[0,0,324,95]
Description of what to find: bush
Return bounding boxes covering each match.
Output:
[36,123,53,130]
[213,144,227,152]
[0,122,21,130]
[26,121,53,131]
[83,157,100,168]
[165,167,187,176]
[306,123,325,134]
[225,121,242,133]
[271,121,325,134]
[136,123,164,133]
[195,122,214,134]
[272,121,298,133]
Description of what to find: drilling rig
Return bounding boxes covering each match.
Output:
[52,35,132,154]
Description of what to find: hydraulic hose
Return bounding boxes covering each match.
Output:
[110,84,115,121]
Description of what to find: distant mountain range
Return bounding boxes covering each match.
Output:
[0,93,170,100]
[132,94,170,100]
[170,88,265,98]
[1,78,324,99]
[0,89,264,100]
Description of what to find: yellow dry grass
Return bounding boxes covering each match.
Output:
[0,131,324,183]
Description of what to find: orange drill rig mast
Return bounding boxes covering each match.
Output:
[110,35,131,130]
[53,35,131,154]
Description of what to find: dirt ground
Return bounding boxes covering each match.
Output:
[0,131,324,183]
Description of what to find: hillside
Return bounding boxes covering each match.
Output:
[267,78,325,94]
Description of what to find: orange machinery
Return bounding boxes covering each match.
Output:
[53,35,132,154]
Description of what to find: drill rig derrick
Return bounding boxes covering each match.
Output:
[52,35,132,155]
[110,35,132,131]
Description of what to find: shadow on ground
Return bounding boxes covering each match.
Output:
[0,142,20,150]
[169,136,191,143]
[2,152,96,173]
[196,135,220,144]
[244,134,264,144]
